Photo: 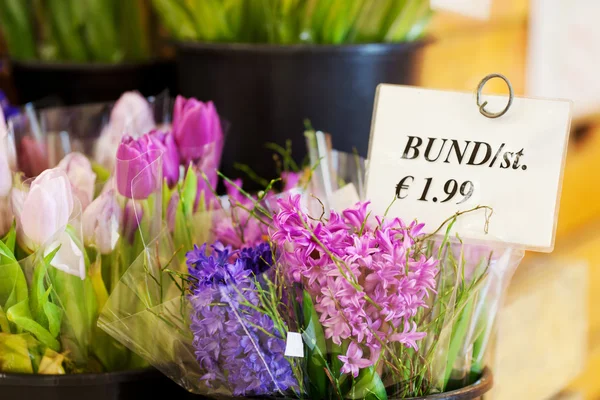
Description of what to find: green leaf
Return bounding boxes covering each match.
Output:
[46,227,98,366]
[0,0,37,59]
[2,224,16,254]
[150,0,198,40]
[48,265,97,366]
[44,301,63,338]
[6,300,60,351]
[91,162,111,185]
[443,294,476,387]
[29,246,59,330]
[302,290,328,399]
[182,164,198,212]
[0,239,27,332]
[0,333,34,373]
[346,367,388,400]
[0,305,10,333]
[45,0,89,61]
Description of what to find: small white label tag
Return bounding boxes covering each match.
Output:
[365,84,571,252]
[284,332,304,358]
[430,0,492,20]
[330,183,360,211]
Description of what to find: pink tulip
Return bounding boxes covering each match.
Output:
[58,152,96,210]
[11,168,85,279]
[146,130,180,187]
[115,135,162,199]
[82,189,120,254]
[172,96,223,165]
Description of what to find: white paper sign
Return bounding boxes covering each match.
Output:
[365,84,571,251]
[284,332,304,358]
[430,0,492,20]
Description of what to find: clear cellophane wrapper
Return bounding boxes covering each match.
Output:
[6,91,171,176]
[99,140,524,398]
[0,195,110,373]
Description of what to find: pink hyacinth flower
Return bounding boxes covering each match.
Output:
[338,342,372,378]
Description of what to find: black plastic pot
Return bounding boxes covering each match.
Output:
[405,368,493,400]
[11,59,176,105]
[175,41,423,187]
[0,368,197,400]
[186,367,492,400]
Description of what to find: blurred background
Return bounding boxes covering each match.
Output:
[0,0,597,398]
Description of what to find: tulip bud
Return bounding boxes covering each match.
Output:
[58,152,96,210]
[115,135,161,199]
[11,168,85,279]
[172,96,223,165]
[146,130,180,187]
[82,189,121,254]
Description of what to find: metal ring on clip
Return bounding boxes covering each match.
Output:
[476,73,514,119]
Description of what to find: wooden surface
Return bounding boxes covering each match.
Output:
[489,257,588,400]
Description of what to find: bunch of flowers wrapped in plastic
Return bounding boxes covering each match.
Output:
[98,122,523,398]
[0,91,239,374]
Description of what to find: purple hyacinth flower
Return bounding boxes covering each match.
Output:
[187,241,297,396]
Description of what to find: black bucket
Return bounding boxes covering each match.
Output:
[0,368,197,400]
[174,41,423,187]
[11,60,176,106]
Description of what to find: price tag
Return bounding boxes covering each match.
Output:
[430,0,492,20]
[365,84,571,251]
[284,332,304,358]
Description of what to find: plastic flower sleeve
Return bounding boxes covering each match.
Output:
[421,238,524,392]
[42,199,100,368]
[0,195,100,373]
[303,146,366,215]
[99,231,299,397]
[7,110,49,177]
[330,149,366,199]
[129,150,163,246]
[461,246,524,379]
[7,91,170,175]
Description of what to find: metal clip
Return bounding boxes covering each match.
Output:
[476,73,514,119]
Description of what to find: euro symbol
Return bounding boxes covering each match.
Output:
[395,176,414,199]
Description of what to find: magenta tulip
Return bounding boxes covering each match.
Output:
[146,130,180,187]
[115,136,161,199]
[172,96,223,165]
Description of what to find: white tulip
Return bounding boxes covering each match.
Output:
[11,168,85,279]
[82,189,120,254]
[58,152,96,210]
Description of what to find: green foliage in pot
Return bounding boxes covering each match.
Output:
[0,0,152,62]
[152,0,431,44]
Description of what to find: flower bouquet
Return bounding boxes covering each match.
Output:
[0,91,230,398]
[97,120,524,399]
